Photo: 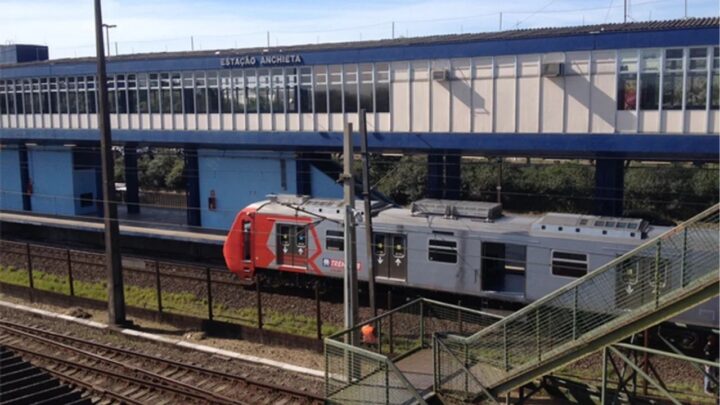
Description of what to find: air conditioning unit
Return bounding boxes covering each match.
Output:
[542,62,564,77]
[431,69,449,81]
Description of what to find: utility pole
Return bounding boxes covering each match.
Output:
[391,21,395,39]
[94,0,127,327]
[342,123,359,335]
[359,110,376,316]
[499,12,503,31]
[624,0,628,23]
[684,0,688,18]
[190,36,194,51]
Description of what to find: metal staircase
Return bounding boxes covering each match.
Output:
[434,204,720,403]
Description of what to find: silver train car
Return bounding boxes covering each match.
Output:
[223,195,717,329]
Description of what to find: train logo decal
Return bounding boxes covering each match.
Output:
[322,257,361,271]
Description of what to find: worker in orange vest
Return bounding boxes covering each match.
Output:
[361,324,378,345]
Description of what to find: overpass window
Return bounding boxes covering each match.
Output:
[359,64,373,112]
[326,230,344,251]
[8,80,17,114]
[138,73,150,113]
[640,50,659,110]
[116,75,127,114]
[161,73,172,113]
[329,65,342,113]
[78,77,87,114]
[313,66,328,113]
[180,73,193,114]
[59,78,69,114]
[171,73,182,114]
[286,68,298,113]
[127,74,137,113]
[376,63,390,113]
[220,71,232,113]
[258,69,271,113]
[21,79,31,115]
[0,81,6,115]
[299,67,312,113]
[344,64,358,113]
[271,68,285,113]
[232,70,245,114]
[194,73,206,114]
[245,70,257,113]
[662,49,683,110]
[617,51,637,110]
[86,76,97,114]
[40,79,50,114]
[428,239,457,263]
[207,72,220,114]
[32,79,42,114]
[712,47,720,110]
[686,48,708,110]
[67,77,78,114]
[149,73,161,113]
[551,251,588,278]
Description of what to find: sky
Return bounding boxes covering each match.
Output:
[1,0,718,59]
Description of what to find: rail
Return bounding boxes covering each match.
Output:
[435,204,720,401]
[325,298,502,404]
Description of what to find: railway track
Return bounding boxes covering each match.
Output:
[0,320,324,405]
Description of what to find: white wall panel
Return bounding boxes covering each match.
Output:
[639,111,660,132]
[590,51,616,133]
[391,61,409,132]
[431,59,451,132]
[410,61,429,132]
[662,111,683,133]
[472,57,493,133]
[686,110,707,133]
[450,59,472,133]
[495,56,516,133]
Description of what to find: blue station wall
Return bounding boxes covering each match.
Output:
[311,166,343,199]
[28,147,76,215]
[0,147,23,211]
[198,150,298,230]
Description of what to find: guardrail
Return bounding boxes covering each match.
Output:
[435,204,720,401]
[325,298,502,404]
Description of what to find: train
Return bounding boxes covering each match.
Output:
[223,195,718,344]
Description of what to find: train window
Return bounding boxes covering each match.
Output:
[326,230,344,251]
[428,239,457,264]
[551,251,588,278]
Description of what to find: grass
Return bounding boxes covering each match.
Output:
[0,265,342,338]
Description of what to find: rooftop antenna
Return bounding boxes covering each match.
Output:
[392,21,395,39]
[499,12,503,31]
[267,31,270,48]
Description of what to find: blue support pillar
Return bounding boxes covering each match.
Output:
[444,153,461,200]
[426,154,444,199]
[594,158,625,217]
[427,152,462,200]
[123,143,140,214]
[184,146,201,227]
[18,144,31,211]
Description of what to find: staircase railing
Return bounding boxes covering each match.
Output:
[325,298,502,404]
[435,204,720,401]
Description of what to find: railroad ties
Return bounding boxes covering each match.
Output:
[0,321,323,404]
[0,346,92,404]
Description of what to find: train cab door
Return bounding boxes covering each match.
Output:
[276,224,308,269]
[373,233,407,281]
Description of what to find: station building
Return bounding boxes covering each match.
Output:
[0,18,718,229]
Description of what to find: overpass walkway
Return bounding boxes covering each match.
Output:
[324,204,718,404]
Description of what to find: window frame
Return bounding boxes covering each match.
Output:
[427,238,458,264]
[551,250,589,278]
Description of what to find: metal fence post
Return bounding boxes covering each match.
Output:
[601,347,608,404]
[503,323,509,372]
[206,267,213,321]
[465,342,470,392]
[419,300,425,348]
[572,286,578,340]
[536,309,541,362]
[256,275,263,330]
[155,261,162,313]
[385,361,390,404]
[680,227,687,288]
[315,282,322,340]
[66,249,74,296]
[458,299,463,334]
[388,290,394,354]
[654,240,662,308]
[25,243,34,290]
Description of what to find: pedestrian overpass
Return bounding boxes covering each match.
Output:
[324,204,719,404]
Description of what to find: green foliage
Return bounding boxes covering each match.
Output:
[137,149,185,191]
[370,155,427,205]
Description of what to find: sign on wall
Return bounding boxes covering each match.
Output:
[220,54,303,68]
